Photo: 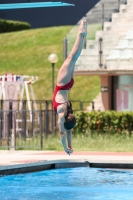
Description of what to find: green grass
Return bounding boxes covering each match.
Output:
[87,23,102,40]
[72,132,133,152]
[43,133,133,152]
[0,25,100,102]
[11,132,133,152]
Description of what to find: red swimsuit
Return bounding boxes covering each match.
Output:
[53,79,74,113]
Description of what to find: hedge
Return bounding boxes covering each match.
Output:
[74,111,133,134]
[0,19,31,33]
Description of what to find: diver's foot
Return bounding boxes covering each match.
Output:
[79,18,87,37]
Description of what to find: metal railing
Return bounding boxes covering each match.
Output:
[0,99,95,150]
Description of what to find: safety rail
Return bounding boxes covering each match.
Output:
[0,99,95,150]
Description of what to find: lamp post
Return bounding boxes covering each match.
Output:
[48,53,58,93]
[48,53,58,133]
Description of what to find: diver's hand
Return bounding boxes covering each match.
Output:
[65,148,73,155]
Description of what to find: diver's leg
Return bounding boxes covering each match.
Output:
[57,18,87,86]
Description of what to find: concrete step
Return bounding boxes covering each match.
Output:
[75,62,97,68]
[112,14,133,23]
[111,23,133,31]
[87,8,117,14]
[81,46,117,57]
[95,31,128,40]
[77,53,111,63]
[76,56,99,63]
[75,0,133,72]
[106,48,133,70]
[106,60,133,70]
[103,18,133,31]
[115,39,133,49]
[76,44,132,71]
[119,5,133,13]
[85,0,127,24]
[112,11,133,20]
[127,0,133,5]
[75,64,100,71]
[81,49,99,56]
[103,22,112,31]
[87,40,98,46]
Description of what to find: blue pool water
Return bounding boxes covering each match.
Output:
[0,167,133,200]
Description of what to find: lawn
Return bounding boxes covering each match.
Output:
[42,132,133,152]
[9,132,133,152]
[0,24,100,102]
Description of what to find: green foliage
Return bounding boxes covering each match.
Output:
[73,111,90,134]
[74,111,133,135]
[0,19,30,33]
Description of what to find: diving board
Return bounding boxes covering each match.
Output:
[0,2,75,10]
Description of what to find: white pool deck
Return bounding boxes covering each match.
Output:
[0,150,133,165]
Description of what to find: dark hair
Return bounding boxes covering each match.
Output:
[64,101,76,130]
[64,114,76,130]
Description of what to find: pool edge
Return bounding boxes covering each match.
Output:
[1,159,133,176]
[0,159,90,176]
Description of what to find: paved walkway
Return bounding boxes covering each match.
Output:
[1,150,133,166]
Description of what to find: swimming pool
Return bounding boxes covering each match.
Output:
[0,167,133,200]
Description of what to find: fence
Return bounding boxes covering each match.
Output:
[0,99,95,150]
